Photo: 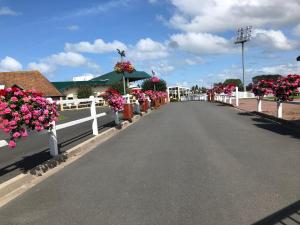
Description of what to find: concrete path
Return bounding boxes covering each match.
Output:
[0,102,299,225]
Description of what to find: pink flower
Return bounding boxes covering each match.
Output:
[8,140,16,148]
[21,105,29,113]
[21,129,28,137]
[10,96,18,102]
[43,109,49,115]
[10,104,17,109]
[10,120,17,126]
[38,116,45,122]
[4,108,11,114]
[13,132,21,138]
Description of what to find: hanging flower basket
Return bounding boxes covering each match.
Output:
[114,61,135,73]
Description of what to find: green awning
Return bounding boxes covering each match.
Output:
[52,80,107,92]
[92,71,151,85]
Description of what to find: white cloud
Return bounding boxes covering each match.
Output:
[0,56,23,71]
[292,24,300,36]
[259,62,300,75]
[0,7,18,16]
[28,52,100,75]
[28,62,55,74]
[67,25,79,31]
[150,62,175,75]
[65,39,127,54]
[252,29,299,51]
[185,56,204,65]
[168,0,300,32]
[129,38,169,61]
[170,32,234,54]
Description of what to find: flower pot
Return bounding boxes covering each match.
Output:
[154,99,160,109]
[141,100,148,112]
[123,103,133,121]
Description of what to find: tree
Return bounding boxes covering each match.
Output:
[223,79,243,91]
[110,82,129,95]
[252,74,282,83]
[141,79,167,92]
[77,85,93,98]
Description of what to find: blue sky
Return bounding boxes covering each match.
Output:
[0,0,299,87]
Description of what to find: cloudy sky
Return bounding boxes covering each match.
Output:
[0,0,299,87]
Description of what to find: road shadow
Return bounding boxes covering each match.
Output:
[0,120,116,184]
[251,200,300,225]
[238,112,300,139]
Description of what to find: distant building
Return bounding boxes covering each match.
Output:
[0,71,63,98]
[72,74,95,81]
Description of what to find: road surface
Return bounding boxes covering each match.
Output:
[0,102,299,225]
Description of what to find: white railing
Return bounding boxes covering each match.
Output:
[180,94,208,101]
[216,88,300,119]
[57,97,105,111]
[0,96,107,156]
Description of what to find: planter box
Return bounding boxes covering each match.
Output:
[123,103,133,120]
[141,100,148,112]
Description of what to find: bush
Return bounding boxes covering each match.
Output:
[77,86,93,99]
[141,79,167,92]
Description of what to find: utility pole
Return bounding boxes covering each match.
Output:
[235,26,252,93]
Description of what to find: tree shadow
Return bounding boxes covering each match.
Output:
[252,200,300,225]
[237,112,300,139]
[0,120,116,184]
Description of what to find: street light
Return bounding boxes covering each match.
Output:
[235,26,252,93]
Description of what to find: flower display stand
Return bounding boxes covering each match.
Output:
[141,100,148,112]
[123,103,133,122]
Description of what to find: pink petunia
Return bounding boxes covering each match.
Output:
[10,96,18,102]
[13,132,21,139]
[8,140,16,148]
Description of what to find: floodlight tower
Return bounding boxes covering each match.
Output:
[235,26,252,93]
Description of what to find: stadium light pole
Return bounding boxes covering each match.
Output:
[235,26,252,93]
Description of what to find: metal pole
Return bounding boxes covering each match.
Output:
[123,75,126,95]
[242,42,246,93]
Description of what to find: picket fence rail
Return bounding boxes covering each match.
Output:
[216,87,300,119]
[0,96,107,156]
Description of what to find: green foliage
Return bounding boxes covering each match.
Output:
[141,79,167,91]
[77,85,93,99]
[223,79,243,90]
[252,74,282,83]
[110,82,129,95]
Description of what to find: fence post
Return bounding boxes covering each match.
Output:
[235,87,239,106]
[224,95,227,103]
[257,98,262,112]
[90,96,98,135]
[47,98,59,156]
[277,101,283,118]
[59,97,64,111]
[229,97,232,105]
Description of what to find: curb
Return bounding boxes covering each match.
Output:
[0,111,150,208]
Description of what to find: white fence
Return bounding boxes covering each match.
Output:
[180,94,208,101]
[215,87,300,119]
[0,96,107,156]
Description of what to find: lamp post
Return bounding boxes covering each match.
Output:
[117,49,126,95]
[235,26,252,93]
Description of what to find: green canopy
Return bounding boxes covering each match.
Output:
[92,70,151,85]
[52,80,106,92]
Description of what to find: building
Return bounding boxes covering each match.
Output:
[72,74,95,81]
[168,86,191,101]
[0,71,62,98]
[52,80,107,100]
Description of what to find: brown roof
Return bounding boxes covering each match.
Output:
[0,71,62,97]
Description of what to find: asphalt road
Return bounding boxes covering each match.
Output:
[0,102,299,225]
[0,107,116,184]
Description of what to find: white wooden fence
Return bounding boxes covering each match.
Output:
[180,94,208,101]
[0,96,107,156]
[215,87,300,119]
